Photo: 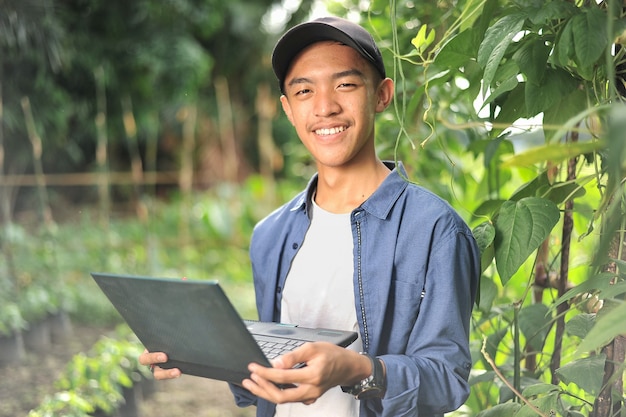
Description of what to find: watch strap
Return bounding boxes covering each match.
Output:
[341,352,386,399]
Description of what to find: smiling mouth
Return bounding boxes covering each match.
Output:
[315,126,347,136]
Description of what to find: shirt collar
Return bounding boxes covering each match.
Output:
[290,161,410,220]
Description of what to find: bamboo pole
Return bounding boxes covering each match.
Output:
[20,96,54,227]
[178,103,197,242]
[0,171,180,187]
[256,83,280,180]
[94,65,110,228]
[144,115,159,195]
[215,77,238,182]
[121,94,146,220]
[0,72,10,225]
[0,74,19,298]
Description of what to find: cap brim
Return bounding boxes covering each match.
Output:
[272,21,379,89]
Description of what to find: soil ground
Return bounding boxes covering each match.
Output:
[139,376,256,417]
[0,322,256,417]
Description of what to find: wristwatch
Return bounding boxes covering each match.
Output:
[341,352,386,399]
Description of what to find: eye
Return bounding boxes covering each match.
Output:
[337,82,358,90]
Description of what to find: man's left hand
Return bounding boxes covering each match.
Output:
[241,342,371,405]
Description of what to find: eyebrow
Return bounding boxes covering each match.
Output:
[286,69,366,89]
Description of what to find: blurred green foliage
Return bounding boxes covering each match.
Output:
[28,326,148,417]
[2,0,626,415]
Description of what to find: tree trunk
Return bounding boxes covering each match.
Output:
[592,232,626,417]
[550,131,578,384]
[94,66,110,228]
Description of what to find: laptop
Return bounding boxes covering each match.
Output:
[91,272,358,384]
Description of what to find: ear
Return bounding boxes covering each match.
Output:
[375,78,394,113]
[280,95,295,126]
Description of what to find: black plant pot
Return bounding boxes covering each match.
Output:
[0,330,25,366]
[22,318,52,353]
[49,311,73,343]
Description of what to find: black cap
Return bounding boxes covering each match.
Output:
[272,16,386,92]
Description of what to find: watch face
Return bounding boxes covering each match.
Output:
[356,386,383,400]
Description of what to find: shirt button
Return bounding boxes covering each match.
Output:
[292,242,298,250]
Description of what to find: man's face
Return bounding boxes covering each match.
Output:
[280,41,392,171]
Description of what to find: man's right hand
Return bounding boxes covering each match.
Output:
[138,349,182,380]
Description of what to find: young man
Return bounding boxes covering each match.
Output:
[141,16,480,417]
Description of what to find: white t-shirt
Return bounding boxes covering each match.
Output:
[275,199,362,417]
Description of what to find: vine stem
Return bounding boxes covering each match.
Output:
[480,336,550,417]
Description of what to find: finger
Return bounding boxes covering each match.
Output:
[138,351,168,366]
[273,343,313,369]
[152,366,182,380]
[242,374,308,404]
[249,362,309,386]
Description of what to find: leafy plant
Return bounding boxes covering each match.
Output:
[29,326,148,417]
[342,0,626,415]
[0,301,26,336]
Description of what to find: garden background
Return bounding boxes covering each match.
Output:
[1,0,625,416]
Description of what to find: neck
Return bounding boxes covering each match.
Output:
[314,159,391,213]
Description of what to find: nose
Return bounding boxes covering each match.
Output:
[313,88,341,117]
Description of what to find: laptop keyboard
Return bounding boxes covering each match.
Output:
[253,334,306,359]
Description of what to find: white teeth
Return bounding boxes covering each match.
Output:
[315,126,346,136]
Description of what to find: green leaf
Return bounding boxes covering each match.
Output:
[482,76,519,110]
[476,402,522,417]
[501,141,606,168]
[411,24,436,54]
[521,382,560,397]
[469,369,497,385]
[480,242,495,275]
[483,327,508,369]
[565,314,595,339]
[556,354,606,395]
[474,199,506,217]
[543,89,587,139]
[473,221,496,253]
[494,197,560,285]
[524,68,579,116]
[473,221,496,274]
[510,171,551,201]
[577,301,626,354]
[512,37,551,85]
[477,14,526,93]
[434,29,477,69]
[529,0,577,25]
[516,394,562,417]
[477,275,498,312]
[555,17,575,67]
[598,280,626,299]
[572,8,608,68]
[518,303,551,352]
[484,135,515,167]
[541,181,586,205]
[493,83,531,131]
[555,272,618,307]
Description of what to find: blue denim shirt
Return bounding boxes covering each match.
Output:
[230,162,480,417]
